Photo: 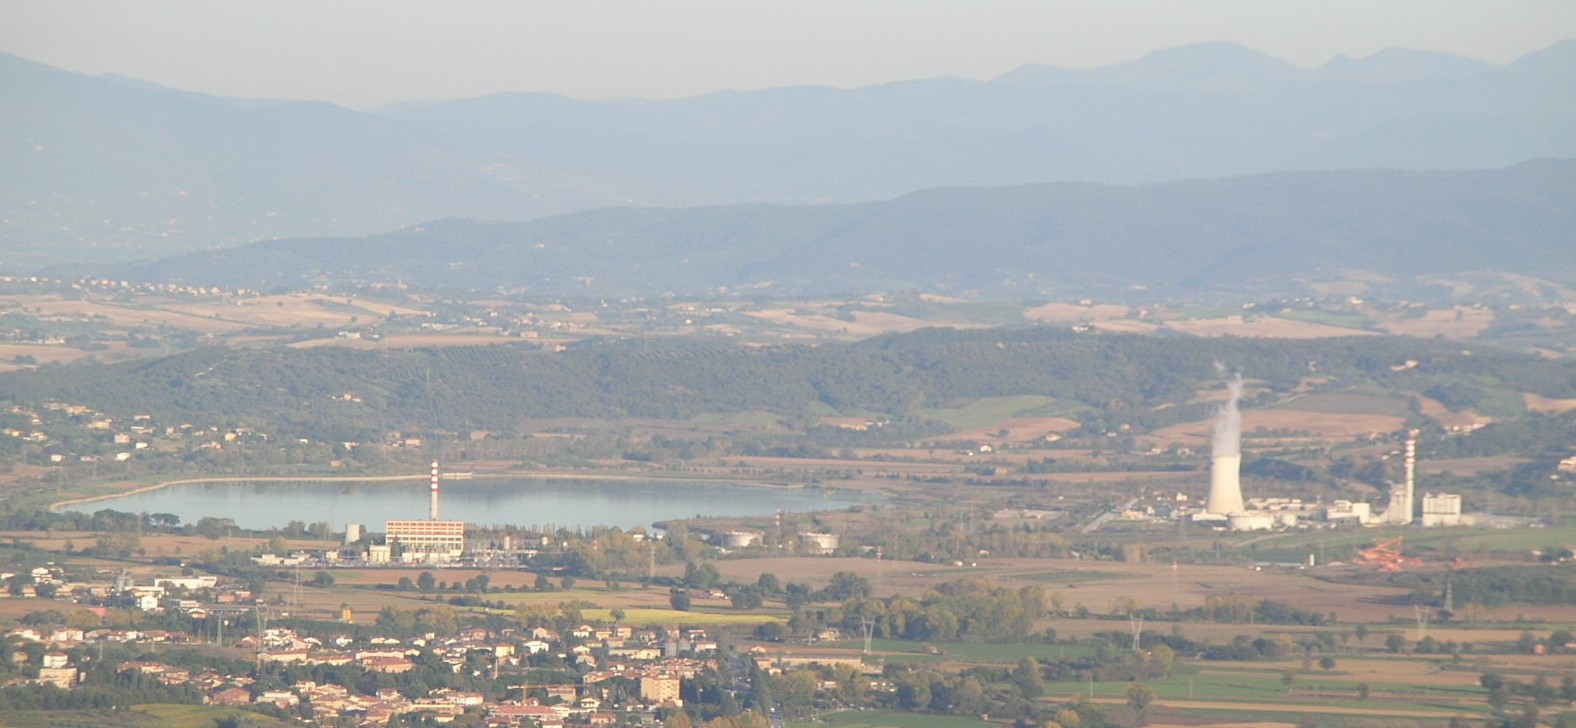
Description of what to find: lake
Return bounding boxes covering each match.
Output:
[63,478,878,531]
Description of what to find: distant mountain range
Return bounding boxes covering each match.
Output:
[86,159,1576,301]
[3,41,1574,269]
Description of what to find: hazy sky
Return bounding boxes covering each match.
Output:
[2,1,1573,110]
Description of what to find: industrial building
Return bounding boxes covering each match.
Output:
[385,519,466,562]
[380,461,466,563]
[721,530,762,548]
[1189,382,1467,533]
[1421,492,1463,527]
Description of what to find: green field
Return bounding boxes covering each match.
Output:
[1241,523,1576,557]
[796,710,993,728]
[130,704,290,728]
[1474,393,1527,418]
[865,639,1099,664]
[580,607,783,626]
[1268,389,1413,417]
[0,705,290,728]
[916,396,1063,431]
[690,411,785,427]
[1276,310,1376,330]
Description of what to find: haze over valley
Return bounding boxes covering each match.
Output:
[2,7,1576,727]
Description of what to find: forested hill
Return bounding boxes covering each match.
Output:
[87,160,1576,299]
[2,329,1573,442]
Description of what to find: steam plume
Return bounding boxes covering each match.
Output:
[1212,367,1242,458]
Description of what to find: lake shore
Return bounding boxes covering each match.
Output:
[48,466,806,513]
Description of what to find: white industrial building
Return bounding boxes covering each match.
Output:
[1421,493,1463,527]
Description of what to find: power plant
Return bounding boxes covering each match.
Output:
[1184,393,1471,533]
[381,460,466,563]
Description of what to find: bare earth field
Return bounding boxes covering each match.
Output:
[1086,319,1161,334]
[1525,392,1576,414]
[1420,456,1527,477]
[1022,303,1131,322]
[26,296,252,333]
[291,333,526,349]
[710,556,971,597]
[162,296,374,328]
[1161,316,1372,339]
[744,308,940,337]
[1153,410,1406,447]
[1413,394,1491,429]
[944,416,1082,444]
[0,342,100,368]
[1378,306,1496,338]
[0,531,335,558]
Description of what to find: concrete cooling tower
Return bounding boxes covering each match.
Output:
[1208,453,1244,515]
[1206,372,1246,515]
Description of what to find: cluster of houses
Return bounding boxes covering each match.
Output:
[0,567,257,614]
[0,274,262,299]
[8,616,720,727]
[5,565,248,607]
[2,400,274,467]
[5,624,193,690]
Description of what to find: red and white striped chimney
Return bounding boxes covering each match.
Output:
[429,460,440,521]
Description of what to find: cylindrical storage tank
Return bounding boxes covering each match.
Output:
[1227,513,1274,531]
[800,532,840,554]
[722,531,762,548]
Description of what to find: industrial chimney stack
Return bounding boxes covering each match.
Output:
[1399,432,1417,524]
[1381,431,1418,525]
[429,460,440,521]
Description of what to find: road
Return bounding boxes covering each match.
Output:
[1080,498,1137,534]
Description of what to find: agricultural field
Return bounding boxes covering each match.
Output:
[0,705,290,728]
[1378,306,1497,339]
[916,396,1078,439]
[1162,315,1376,339]
[794,710,995,728]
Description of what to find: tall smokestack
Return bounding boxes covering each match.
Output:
[1400,432,1417,524]
[429,460,440,521]
[1207,372,1245,515]
[1404,432,1415,491]
[1380,431,1418,525]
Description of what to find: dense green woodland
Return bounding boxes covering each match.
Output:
[2,329,1574,446]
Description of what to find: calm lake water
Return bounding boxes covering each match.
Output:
[64,478,878,531]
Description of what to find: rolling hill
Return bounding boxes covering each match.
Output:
[3,40,1574,269]
[88,160,1576,300]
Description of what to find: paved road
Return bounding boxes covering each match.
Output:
[1080,498,1137,534]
